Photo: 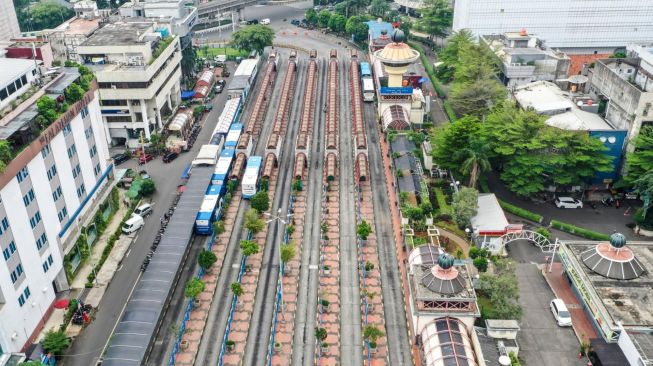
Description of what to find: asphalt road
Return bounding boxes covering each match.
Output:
[64,65,236,366]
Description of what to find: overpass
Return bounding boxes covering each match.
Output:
[196,0,259,25]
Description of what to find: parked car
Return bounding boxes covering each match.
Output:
[291,19,301,26]
[217,79,226,86]
[138,154,154,165]
[260,18,270,25]
[133,203,153,218]
[550,299,572,327]
[246,19,258,25]
[122,215,144,234]
[163,151,179,163]
[215,84,223,93]
[214,55,227,64]
[112,153,130,165]
[555,197,583,209]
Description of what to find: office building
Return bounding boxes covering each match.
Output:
[0,65,111,356]
[0,0,21,42]
[119,0,198,38]
[77,21,182,146]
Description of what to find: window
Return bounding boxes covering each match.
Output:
[47,164,58,181]
[58,207,68,222]
[81,106,89,119]
[0,88,7,100]
[16,263,23,276]
[18,294,25,307]
[67,144,77,158]
[9,241,16,254]
[30,211,42,229]
[24,286,30,299]
[43,260,50,273]
[94,163,101,176]
[53,186,63,201]
[21,75,27,85]
[63,124,72,136]
[0,217,8,235]
[76,184,85,198]
[23,189,35,207]
[16,167,29,183]
[48,254,53,265]
[2,248,9,261]
[36,233,47,250]
[41,145,51,158]
[10,263,24,284]
[89,145,97,158]
[72,164,81,178]
[85,127,94,138]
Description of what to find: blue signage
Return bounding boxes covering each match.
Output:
[380,87,413,95]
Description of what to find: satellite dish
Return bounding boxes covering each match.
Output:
[499,356,511,366]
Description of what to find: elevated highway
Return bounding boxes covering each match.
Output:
[196,0,258,24]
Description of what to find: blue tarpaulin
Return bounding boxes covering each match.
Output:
[181,164,191,179]
[181,90,195,100]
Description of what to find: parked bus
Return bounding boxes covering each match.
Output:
[242,155,262,199]
[212,149,235,187]
[194,184,225,235]
[360,62,375,102]
[224,123,243,150]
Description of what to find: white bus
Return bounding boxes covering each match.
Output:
[362,78,375,102]
[242,156,262,199]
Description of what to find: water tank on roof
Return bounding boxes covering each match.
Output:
[156,27,170,37]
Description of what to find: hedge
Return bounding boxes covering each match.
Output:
[443,101,457,122]
[550,220,610,241]
[498,200,544,223]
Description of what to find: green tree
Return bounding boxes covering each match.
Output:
[0,140,13,169]
[213,220,225,235]
[357,219,373,240]
[417,0,452,43]
[369,0,390,18]
[250,191,270,213]
[244,208,265,234]
[328,14,347,33]
[41,329,70,355]
[625,125,653,184]
[230,25,275,54]
[181,45,198,80]
[139,179,156,197]
[473,257,488,272]
[345,16,370,42]
[348,0,371,14]
[22,2,74,32]
[315,327,328,342]
[460,139,491,188]
[198,249,217,270]
[634,170,653,223]
[317,10,332,28]
[37,96,59,123]
[64,83,85,103]
[452,187,478,228]
[231,282,243,296]
[430,115,481,173]
[305,8,318,25]
[363,325,384,348]
[478,272,522,320]
[240,239,260,256]
[184,278,205,298]
[280,242,296,274]
[436,29,474,82]
[449,77,505,117]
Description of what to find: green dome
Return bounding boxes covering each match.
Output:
[391,29,406,43]
[609,232,627,248]
[438,253,455,270]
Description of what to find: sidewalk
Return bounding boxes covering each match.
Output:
[542,263,598,343]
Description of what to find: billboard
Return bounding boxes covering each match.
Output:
[380,86,413,95]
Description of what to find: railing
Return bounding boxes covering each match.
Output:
[355,185,372,365]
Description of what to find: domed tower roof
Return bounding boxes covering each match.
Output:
[581,233,646,280]
[421,252,466,294]
[391,28,406,43]
[373,28,420,67]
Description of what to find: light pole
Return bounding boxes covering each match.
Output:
[265,208,293,315]
[450,180,461,193]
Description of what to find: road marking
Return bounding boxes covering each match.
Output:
[309,265,318,270]
[232,264,240,269]
[117,264,123,272]
[125,248,131,258]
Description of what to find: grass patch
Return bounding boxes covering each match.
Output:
[434,187,451,214]
[498,200,543,223]
[550,220,610,241]
[443,100,457,122]
[197,47,249,59]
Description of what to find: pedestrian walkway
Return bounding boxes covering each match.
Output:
[377,129,421,363]
[543,263,598,342]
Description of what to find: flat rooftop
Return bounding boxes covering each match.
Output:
[565,241,653,330]
[0,58,37,88]
[82,22,153,46]
[471,193,509,233]
[54,17,101,36]
[546,109,615,131]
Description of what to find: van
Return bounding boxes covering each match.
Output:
[122,215,144,234]
[133,203,153,217]
[550,299,572,326]
[260,18,270,25]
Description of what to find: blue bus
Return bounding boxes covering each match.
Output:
[195,184,225,235]
[242,156,262,199]
[212,149,235,187]
[225,123,243,150]
[360,62,372,78]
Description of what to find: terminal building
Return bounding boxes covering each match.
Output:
[558,234,653,365]
[76,21,182,147]
[0,63,112,357]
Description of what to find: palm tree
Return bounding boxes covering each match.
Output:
[459,140,491,188]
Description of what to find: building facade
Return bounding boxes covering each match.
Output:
[0,68,111,355]
[77,22,182,146]
[453,0,653,52]
[46,17,102,63]
[0,0,21,42]
[119,0,198,38]
[0,59,39,113]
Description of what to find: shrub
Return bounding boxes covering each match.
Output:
[315,327,328,342]
[535,227,551,240]
[550,220,610,241]
[230,282,243,297]
[357,220,373,240]
[198,249,217,270]
[498,200,543,223]
[443,101,457,122]
[473,257,488,272]
[251,191,269,213]
[42,329,70,355]
[184,278,205,299]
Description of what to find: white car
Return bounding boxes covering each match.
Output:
[555,197,583,209]
[260,18,270,25]
[550,299,572,327]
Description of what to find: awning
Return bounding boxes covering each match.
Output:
[194,85,209,99]
[382,105,410,130]
[181,90,195,100]
[168,113,190,131]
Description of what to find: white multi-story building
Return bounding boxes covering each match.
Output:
[453,0,653,52]
[0,0,20,42]
[119,0,198,38]
[46,17,102,63]
[0,59,40,113]
[77,21,182,146]
[0,66,111,357]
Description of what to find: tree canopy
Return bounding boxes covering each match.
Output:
[305,8,318,25]
[345,16,370,42]
[15,1,74,32]
[452,187,478,228]
[369,0,390,18]
[244,208,265,233]
[625,125,653,184]
[436,29,474,82]
[317,10,332,28]
[230,25,275,54]
[416,0,452,41]
[328,14,347,33]
[250,191,270,213]
[41,329,70,355]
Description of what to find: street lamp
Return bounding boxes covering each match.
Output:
[450,180,461,193]
[265,208,293,316]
